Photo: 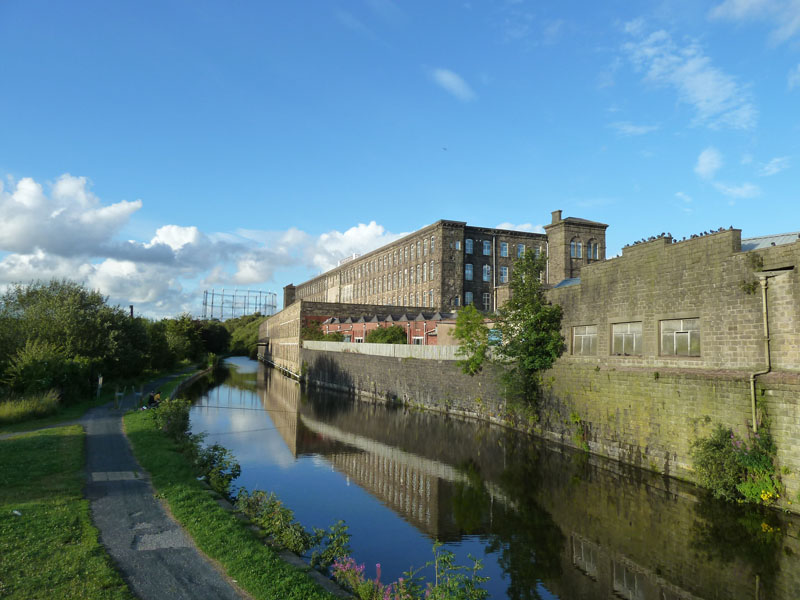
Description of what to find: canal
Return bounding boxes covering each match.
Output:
[185,357,800,599]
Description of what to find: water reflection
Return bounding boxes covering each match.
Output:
[186,358,800,600]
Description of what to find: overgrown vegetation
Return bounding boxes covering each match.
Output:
[301,320,345,342]
[453,251,564,405]
[691,423,782,505]
[332,543,489,600]
[224,313,267,358]
[453,305,489,376]
[236,489,351,571]
[364,325,407,344]
[0,426,132,599]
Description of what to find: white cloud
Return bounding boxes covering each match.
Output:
[0,174,142,257]
[495,222,546,233]
[430,68,476,102]
[0,174,415,318]
[710,0,800,44]
[758,156,790,176]
[623,25,757,129]
[695,147,724,179]
[714,181,761,198]
[789,63,800,89]
[306,221,407,273]
[675,191,693,203]
[609,121,659,136]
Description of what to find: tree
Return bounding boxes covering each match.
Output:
[453,304,490,375]
[164,313,203,362]
[494,251,564,402]
[365,325,407,344]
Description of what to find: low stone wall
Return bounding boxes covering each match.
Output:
[303,340,461,361]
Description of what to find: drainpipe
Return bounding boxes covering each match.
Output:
[545,241,550,284]
[492,234,497,311]
[749,276,771,433]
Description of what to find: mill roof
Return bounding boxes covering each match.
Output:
[741,232,800,251]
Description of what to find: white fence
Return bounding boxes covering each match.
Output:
[302,340,461,361]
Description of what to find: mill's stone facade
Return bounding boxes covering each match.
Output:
[283,212,607,313]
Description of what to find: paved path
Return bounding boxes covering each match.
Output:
[81,375,246,600]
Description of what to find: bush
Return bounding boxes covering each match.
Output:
[151,397,192,441]
[691,424,782,504]
[3,340,92,404]
[195,442,241,497]
[236,488,351,571]
[365,326,407,344]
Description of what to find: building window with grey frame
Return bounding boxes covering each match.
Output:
[465,263,473,281]
[612,322,642,356]
[465,291,473,305]
[500,242,508,257]
[517,243,525,258]
[499,266,508,283]
[483,240,491,255]
[482,292,491,311]
[482,264,491,282]
[570,238,582,258]
[587,239,599,260]
[455,240,461,250]
[465,239,473,254]
[661,318,700,356]
[572,325,597,355]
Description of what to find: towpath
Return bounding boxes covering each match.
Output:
[2,372,247,600]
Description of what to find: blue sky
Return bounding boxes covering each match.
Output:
[1,0,798,317]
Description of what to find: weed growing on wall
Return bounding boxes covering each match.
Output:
[691,424,782,505]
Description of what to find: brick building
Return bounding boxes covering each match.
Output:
[283,211,608,312]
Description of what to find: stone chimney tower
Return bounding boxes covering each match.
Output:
[544,210,608,285]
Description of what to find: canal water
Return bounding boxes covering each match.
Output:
[186,357,800,600]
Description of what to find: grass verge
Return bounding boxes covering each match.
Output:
[0,426,132,599]
[0,363,197,435]
[123,409,338,600]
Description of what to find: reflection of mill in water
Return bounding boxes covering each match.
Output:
[257,369,513,540]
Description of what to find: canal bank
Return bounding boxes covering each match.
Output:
[282,343,800,514]
[189,358,800,600]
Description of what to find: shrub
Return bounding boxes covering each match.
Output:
[151,397,192,441]
[691,424,782,504]
[236,488,351,570]
[3,340,92,404]
[195,442,241,498]
[365,326,407,344]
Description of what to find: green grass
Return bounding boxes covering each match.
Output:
[0,364,197,435]
[0,426,132,599]
[0,390,61,425]
[123,409,338,600]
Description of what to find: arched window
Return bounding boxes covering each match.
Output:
[483,264,491,282]
[430,260,434,279]
[430,236,435,253]
[570,238,582,258]
[423,262,428,282]
[587,239,599,260]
